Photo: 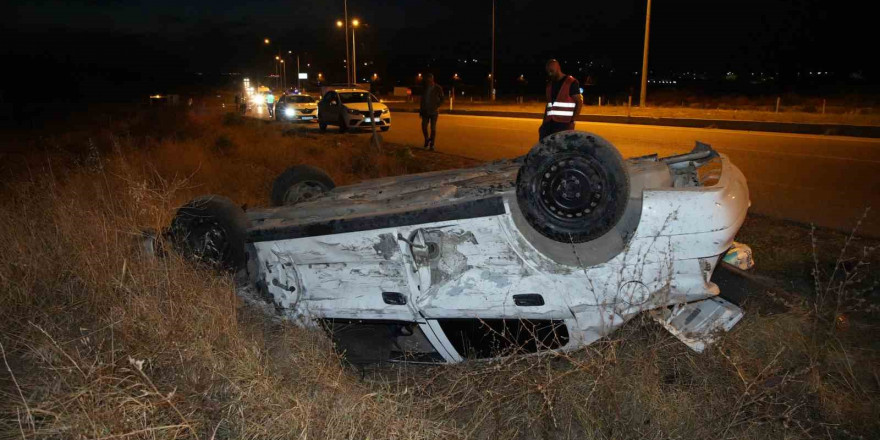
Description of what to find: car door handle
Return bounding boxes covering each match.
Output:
[513,294,545,307]
[382,291,407,306]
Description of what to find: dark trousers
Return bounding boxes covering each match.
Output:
[538,120,574,141]
[421,113,438,142]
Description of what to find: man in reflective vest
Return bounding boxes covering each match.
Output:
[539,59,583,140]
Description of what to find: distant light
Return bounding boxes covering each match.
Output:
[284,107,295,117]
[264,38,270,44]
[275,55,280,60]
[336,20,343,27]
[352,18,360,27]
[280,59,284,63]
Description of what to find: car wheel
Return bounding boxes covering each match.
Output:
[170,195,250,271]
[380,126,390,132]
[515,131,630,243]
[271,165,336,207]
[338,115,348,133]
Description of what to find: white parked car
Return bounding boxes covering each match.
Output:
[317,88,390,132]
[169,132,750,363]
[275,94,319,122]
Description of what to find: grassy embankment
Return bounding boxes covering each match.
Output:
[0,107,877,439]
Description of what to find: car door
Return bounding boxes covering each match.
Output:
[395,214,575,360]
[289,228,420,322]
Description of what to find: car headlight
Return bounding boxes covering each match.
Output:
[346,107,360,115]
[381,108,389,114]
[284,107,295,117]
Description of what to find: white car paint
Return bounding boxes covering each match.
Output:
[244,143,750,362]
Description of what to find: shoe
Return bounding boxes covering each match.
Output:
[428,138,435,150]
[423,139,430,149]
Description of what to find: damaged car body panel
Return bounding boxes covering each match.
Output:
[175,131,750,363]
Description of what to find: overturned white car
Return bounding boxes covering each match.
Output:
[170,131,750,363]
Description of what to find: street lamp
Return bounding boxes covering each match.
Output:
[490,0,496,101]
[640,0,652,107]
[280,59,285,90]
[284,50,302,91]
[336,19,353,84]
[351,19,360,85]
[264,38,270,44]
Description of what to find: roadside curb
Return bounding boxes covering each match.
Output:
[388,108,880,138]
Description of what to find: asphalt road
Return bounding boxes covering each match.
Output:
[272,111,880,236]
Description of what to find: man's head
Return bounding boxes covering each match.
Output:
[424,73,435,86]
[545,59,563,80]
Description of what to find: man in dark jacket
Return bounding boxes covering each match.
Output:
[419,73,444,150]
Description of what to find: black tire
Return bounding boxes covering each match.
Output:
[170,195,250,271]
[338,114,348,133]
[380,126,390,132]
[515,131,630,243]
[270,165,336,207]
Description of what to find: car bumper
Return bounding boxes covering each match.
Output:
[279,111,318,121]
[346,114,391,128]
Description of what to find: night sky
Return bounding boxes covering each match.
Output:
[1,0,874,102]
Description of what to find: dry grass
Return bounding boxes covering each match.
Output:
[1,106,878,439]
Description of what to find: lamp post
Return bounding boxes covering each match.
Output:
[336,19,349,83]
[639,0,652,107]
[337,18,360,85]
[280,59,286,90]
[264,38,273,89]
[288,51,301,91]
[275,55,281,90]
[351,19,360,85]
[490,0,496,101]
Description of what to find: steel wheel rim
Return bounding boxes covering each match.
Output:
[536,155,608,222]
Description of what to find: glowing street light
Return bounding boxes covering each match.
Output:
[351,19,360,85]
[336,20,343,28]
[264,38,270,44]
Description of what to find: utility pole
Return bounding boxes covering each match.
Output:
[490,0,496,101]
[352,26,357,85]
[344,0,350,84]
[639,0,652,107]
[297,54,301,90]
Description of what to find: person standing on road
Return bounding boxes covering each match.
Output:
[419,73,444,150]
[539,59,583,141]
[265,92,275,118]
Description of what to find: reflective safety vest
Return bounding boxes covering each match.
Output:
[266,94,275,104]
[545,75,577,123]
